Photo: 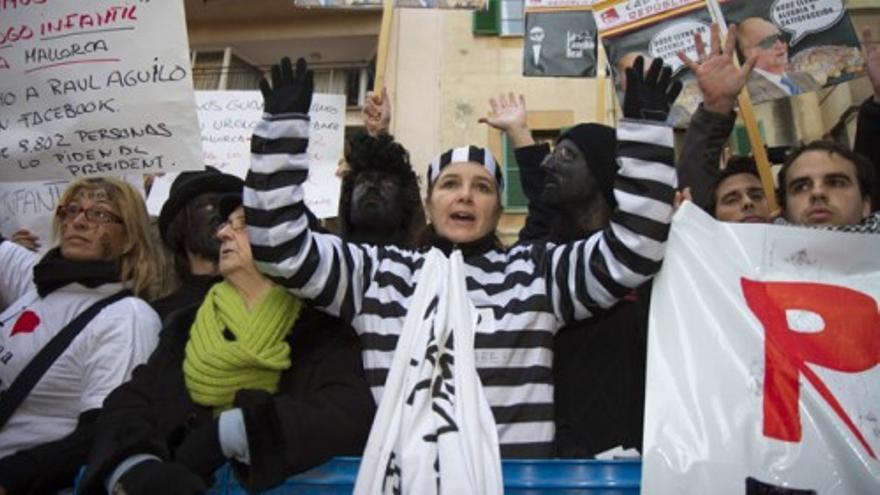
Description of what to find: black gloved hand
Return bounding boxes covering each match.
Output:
[173,420,227,479]
[259,56,314,115]
[117,460,207,495]
[623,56,684,122]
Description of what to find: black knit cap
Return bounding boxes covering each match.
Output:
[556,123,618,209]
[158,166,244,245]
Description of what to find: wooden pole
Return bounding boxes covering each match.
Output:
[596,41,608,125]
[706,0,779,211]
[373,0,396,91]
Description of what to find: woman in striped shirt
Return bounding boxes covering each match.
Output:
[244,57,678,458]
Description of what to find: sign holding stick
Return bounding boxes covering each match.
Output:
[0,0,204,182]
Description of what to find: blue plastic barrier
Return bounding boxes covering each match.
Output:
[214,457,642,494]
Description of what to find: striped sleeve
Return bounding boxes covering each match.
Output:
[243,112,372,321]
[546,119,676,324]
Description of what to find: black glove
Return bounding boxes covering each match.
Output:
[259,56,314,115]
[623,56,683,122]
[116,460,207,495]
[173,420,227,478]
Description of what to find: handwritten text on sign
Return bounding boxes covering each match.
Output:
[0,0,203,181]
[190,91,344,218]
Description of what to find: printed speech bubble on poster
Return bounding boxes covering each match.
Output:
[770,0,845,46]
[648,20,711,74]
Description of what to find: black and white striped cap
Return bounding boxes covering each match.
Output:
[428,146,503,193]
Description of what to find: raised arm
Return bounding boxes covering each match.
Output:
[545,57,678,324]
[479,93,556,241]
[677,23,757,211]
[243,58,388,322]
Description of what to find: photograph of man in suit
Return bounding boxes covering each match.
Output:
[737,17,820,103]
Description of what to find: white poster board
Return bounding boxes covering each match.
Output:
[0,0,203,182]
[145,92,345,218]
[643,203,880,494]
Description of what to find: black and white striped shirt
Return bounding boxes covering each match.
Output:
[244,112,676,458]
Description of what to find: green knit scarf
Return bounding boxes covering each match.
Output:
[183,281,302,413]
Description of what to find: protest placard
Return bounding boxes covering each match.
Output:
[0,0,203,182]
[523,10,598,78]
[642,203,880,495]
[145,92,345,219]
[593,0,866,126]
[720,0,865,105]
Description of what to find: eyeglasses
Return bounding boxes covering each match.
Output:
[56,203,123,225]
[214,215,247,235]
[757,33,786,50]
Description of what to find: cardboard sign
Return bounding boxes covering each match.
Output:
[146,92,345,219]
[642,203,880,494]
[0,0,203,182]
[523,11,598,78]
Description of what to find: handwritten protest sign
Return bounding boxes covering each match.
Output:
[0,0,203,182]
[146,92,345,219]
[195,91,262,178]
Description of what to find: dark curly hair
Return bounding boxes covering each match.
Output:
[339,132,425,247]
[777,140,875,210]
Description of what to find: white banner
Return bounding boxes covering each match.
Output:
[0,0,203,182]
[145,92,345,218]
[643,203,880,494]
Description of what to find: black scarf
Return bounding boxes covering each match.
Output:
[420,226,501,257]
[33,248,122,297]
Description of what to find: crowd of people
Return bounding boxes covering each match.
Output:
[0,22,877,494]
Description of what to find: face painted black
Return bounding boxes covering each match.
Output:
[540,138,599,206]
[349,170,404,236]
[184,192,222,261]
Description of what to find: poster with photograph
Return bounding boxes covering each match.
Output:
[594,0,865,127]
[720,0,865,105]
[523,11,598,77]
[595,0,712,128]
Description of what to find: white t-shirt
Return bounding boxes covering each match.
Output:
[0,241,160,457]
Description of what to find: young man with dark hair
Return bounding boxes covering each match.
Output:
[777,141,875,230]
[710,156,773,223]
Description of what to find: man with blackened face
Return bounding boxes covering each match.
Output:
[338,133,424,247]
[153,167,244,321]
[538,124,618,241]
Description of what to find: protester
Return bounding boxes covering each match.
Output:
[0,178,160,494]
[79,192,375,495]
[243,53,675,467]
[709,156,773,223]
[338,133,425,246]
[152,167,245,322]
[736,17,820,99]
[777,140,875,230]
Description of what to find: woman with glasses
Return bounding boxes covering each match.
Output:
[78,194,374,495]
[0,177,161,494]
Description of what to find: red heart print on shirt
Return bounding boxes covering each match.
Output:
[11,310,40,336]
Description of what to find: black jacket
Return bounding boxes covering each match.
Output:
[855,97,880,211]
[79,303,375,493]
[513,143,649,457]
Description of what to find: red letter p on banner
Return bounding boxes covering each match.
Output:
[741,278,880,459]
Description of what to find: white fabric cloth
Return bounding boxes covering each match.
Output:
[0,241,161,457]
[355,249,503,495]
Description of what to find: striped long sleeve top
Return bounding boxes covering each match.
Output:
[244,111,676,458]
